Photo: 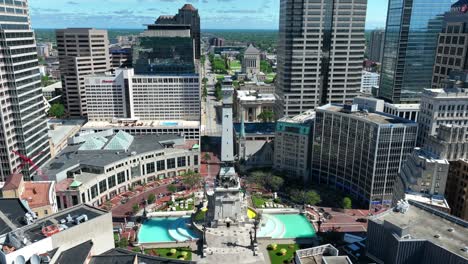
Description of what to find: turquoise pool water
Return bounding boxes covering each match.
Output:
[161,121,179,126]
[138,217,199,243]
[258,214,316,239]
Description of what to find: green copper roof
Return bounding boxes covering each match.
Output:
[78,136,108,151]
[70,180,82,188]
[104,131,134,151]
[192,144,200,149]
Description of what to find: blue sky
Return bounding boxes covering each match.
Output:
[30,0,388,30]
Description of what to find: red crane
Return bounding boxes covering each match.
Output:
[11,150,47,180]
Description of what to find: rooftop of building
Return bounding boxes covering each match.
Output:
[371,200,468,256]
[82,119,200,130]
[296,244,352,264]
[90,248,195,264]
[55,240,93,264]
[42,82,62,92]
[48,119,85,146]
[413,147,449,164]
[181,3,197,11]
[236,90,276,102]
[1,204,108,253]
[404,192,450,210]
[20,182,53,209]
[384,102,420,110]
[0,198,30,235]
[244,44,260,55]
[278,110,316,124]
[2,173,23,191]
[319,104,416,125]
[42,131,189,180]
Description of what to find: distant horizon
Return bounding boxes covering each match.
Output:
[33,27,385,31]
[30,0,388,30]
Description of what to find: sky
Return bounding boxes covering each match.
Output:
[30,0,388,30]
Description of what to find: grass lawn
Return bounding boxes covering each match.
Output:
[252,195,267,208]
[176,203,194,211]
[265,73,276,83]
[267,244,299,264]
[230,60,242,70]
[144,247,192,261]
[216,74,225,81]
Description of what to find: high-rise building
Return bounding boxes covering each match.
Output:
[153,4,200,59]
[367,29,384,63]
[367,200,468,264]
[85,69,200,122]
[275,0,367,117]
[273,110,315,182]
[432,0,468,88]
[56,28,110,117]
[0,0,51,180]
[418,71,468,149]
[311,103,418,209]
[446,159,468,220]
[360,70,380,94]
[132,24,195,74]
[379,0,452,103]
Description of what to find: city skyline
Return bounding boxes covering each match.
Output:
[30,0,388,30]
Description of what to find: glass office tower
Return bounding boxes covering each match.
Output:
[379,0,453,103]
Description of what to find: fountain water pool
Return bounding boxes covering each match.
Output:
[138,217,199,243]
[257,214,316,239]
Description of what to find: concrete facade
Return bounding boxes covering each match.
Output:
[56,28,110,117]
[274,110,315,182]
[0,0,51,180]
[242,44,261,79]
[276,0,367,116]
[361,71,380,95]
[235,90,276,122]
[446,159,468,220]
[311,104,418,209]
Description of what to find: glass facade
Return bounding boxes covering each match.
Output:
[380,0,453,103]
[133,36,195,74]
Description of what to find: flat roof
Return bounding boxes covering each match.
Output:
[21,182,53,208]
[90,248,195,264]
[0,199,30,235]
[372,201,468,255]
[319,104,416,125]
[42,133,182,180]
[404,193,450,209]
[384,103,420,110]
[42,82,62,92]
[237,90,276,102]
[4,204,107,252]
[278,110,315,124]
[48,119,86,145]
[55,240,93,264]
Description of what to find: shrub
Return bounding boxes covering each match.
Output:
[181,251,188,257]
[268,243,277,250]
[169,248,177,255]
[280,248,287,256]
[147,193,156,204]
[167,201,174,206]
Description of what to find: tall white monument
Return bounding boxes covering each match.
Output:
[206,78,246,227]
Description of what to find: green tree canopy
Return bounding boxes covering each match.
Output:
[289,189,321,205]
[181,170,203,190]
[266,175,284,192]
[147,193,156,204]
[167,184,177,193]
[342,197,352,209]
[257,110,274,122]
[49,103,65,118]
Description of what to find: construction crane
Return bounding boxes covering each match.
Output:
[11,150,47,181]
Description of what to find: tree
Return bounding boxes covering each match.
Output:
[181,170,203,190]
[167,184,177,193]
[342,197,352,209]
[132,203,139,213]
[266,175,284,192]
[203,153,211,163]
[147,193,156,204]
[304,190,321,205]
[260,60,273,73]
[257,110,274,122]
[214,81,223,101]
[202,83,208,98]
[289,189,321,206]
[49,103,65,118]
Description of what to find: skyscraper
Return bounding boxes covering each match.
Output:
[275,0,367,117]
[432,0,468,88]
[0,0,51,180]
[379,0,453,103]
[154,4,201,59]
[56,28,110,117]
[367,29,384,63]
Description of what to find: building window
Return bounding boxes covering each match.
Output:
[81,193,86,203]
[72,195,79,205]
[194,155,198,165]
[99,179,107,193]
[146,162,155,174]
[91,185,98,199]
[44,210,48,215]
[117,172,126,184]
[177,157,186,167]
[157,160,165,171]
[108,175,116,188]
[167,158,176,169]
